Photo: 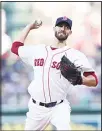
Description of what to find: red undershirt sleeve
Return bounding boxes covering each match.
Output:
[83,72,98,85]
[11,41,24,56]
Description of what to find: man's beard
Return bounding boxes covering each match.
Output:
[55,32,68,41]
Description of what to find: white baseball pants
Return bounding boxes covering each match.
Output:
[24,98,71,130]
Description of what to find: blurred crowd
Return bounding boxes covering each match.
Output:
[1,2,101,110]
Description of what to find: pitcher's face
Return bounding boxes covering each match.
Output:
[54,22,72,41]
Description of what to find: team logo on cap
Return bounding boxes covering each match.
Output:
[62,16,68,20]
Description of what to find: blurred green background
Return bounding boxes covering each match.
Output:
[1,2,101,130]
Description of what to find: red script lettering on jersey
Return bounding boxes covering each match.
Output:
[34,59,60,70]
[51,61,60,70]
[34,58,44,66]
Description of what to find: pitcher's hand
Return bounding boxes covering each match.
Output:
[29,20,42,30]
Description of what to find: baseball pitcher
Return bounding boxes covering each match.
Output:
[11,16,98,130]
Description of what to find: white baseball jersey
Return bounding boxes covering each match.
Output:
[18,44,94,103]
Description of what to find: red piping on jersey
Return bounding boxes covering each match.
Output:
[11,41,24,56]
[45,46,52,102]
[83,72,98,86]
[48,58,53,102]
[42,63,47,102]
[42,46,49,102]
[48,48,71,102]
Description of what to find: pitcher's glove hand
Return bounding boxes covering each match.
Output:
[60,55,83,85]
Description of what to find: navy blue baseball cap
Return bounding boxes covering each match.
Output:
[55,16,72,29]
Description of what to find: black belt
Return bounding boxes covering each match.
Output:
[32,99,63,108]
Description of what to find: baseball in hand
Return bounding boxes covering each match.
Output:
[30,19,42,30]
[34,19,42,26]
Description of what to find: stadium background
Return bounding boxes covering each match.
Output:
[1,2,101,130]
